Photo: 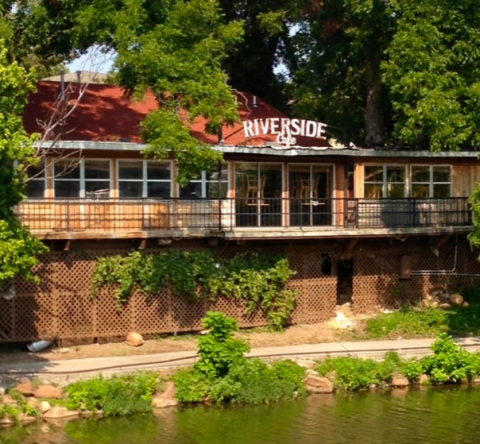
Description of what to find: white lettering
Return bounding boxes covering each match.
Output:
[306,120,317,138]
[290,119,301,136]
[243,118,328,144]
[317,123,327,139]
[243,120,254,138]
[270,118,280,134]
[260,119,270,134]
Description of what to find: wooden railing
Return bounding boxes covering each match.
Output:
[15,197,471,235]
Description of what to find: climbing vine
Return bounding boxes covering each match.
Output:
[91,250,297,330]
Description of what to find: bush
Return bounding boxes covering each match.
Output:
[64,372,159,416]
[175,312,304,404]
[316,356,384,390]
[420,333,480,384]
[401,359,424,382]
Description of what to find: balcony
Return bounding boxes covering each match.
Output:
[16,197,472,240]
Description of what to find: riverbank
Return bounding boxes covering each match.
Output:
[2,314,480,428]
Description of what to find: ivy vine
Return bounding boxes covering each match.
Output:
[91,250,297,330]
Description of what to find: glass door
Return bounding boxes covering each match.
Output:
[235,163,282,227]
[288,164,333,226]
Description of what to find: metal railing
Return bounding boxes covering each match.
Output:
[15,197,471,234]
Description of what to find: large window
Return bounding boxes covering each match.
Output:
[54,159,111,198]
[411,165,451,198]
[179,163,228,199]
[118,160,171,198]
[26,162,46,198]
[364,165,406,198]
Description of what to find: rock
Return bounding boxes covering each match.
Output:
[419,374,430,385]
[1,394,17,405]
[305,368,319,377]
[449,294,464,305]
[14,381,35,396]
[35,385,62,399]
[0,387,5,396]
[471,377,480,384]
[27,397,38,408]
[305,376,334,394]
[463,301,470,308]
[42,406,79,419]
[0,417,13,426]
[369,384,377,390]
[391,375,409,387]
[151,381,179,408]
[439,303,452,310]
[18,413,37,424]
[38,401,51,414]
[295,359,317,369]
[126,332,144,347]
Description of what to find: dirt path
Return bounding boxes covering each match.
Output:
[0,317,363,365]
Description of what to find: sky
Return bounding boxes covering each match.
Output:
[67,46,115,74]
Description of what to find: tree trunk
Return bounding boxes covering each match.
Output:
[364,57,385,147]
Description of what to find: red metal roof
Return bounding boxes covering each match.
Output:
[23,81,329,147]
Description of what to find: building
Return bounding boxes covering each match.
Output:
[1,80,479,343]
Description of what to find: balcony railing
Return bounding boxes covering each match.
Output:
[15,197,471,234]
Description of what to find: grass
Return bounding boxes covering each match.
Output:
[365,304,480,339]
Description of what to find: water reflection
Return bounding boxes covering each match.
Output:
[3,386,480,444]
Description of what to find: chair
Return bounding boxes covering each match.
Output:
[245,174,266,204]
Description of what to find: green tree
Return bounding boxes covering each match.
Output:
[0,40,47,286]
[383,0,480,151]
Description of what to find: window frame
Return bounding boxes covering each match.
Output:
[25,160,47,198]
[364,164,407,198]
[410,164,452,198]
[117,159,173,198]
[178,162,229,199]
[53,158,112,199]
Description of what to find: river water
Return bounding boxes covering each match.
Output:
[2,386,480,444]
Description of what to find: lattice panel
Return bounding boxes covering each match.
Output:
[4,237,479,343]
[132,289,172,334]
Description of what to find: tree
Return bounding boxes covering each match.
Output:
[0,39,47,287]
[288,0,396,147]
[383,0,480,151]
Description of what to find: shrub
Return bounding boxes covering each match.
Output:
[173,368,212,403]
[401,359,424,382]
[316,356,384,390]
[420,333,480,384]
[195,311,250,379]
[64,372,159,416]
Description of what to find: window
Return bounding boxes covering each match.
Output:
[118,160,171,198]
[54,159,111,198]
[364,165,406,198]
[179,163,228,199]
[411,165,451,198]
[26,162,46,198]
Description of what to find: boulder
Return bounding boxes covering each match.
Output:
[439,303,452,310]
[35,385,63,399]
[449,294,464,305]
[463,301,470,308]
[27,397,38,408]
[305,376,334,394]
[151,381,178,408]
[126,332,144,347]
[38,401,51,414]
[18,413,37,424]
[391,375,409,387]
[1,394,17,405]
[42,406,79,419]
[14,381,35,396]
[0,417,13,426]
[419,374,430,385]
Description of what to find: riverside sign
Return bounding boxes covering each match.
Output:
[242,118,327,147]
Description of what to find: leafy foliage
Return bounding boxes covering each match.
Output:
[92,251,297,330]
[0,39,47,286]
[174,311,304,404]
[64,372,160,416]
[195,311,250,379]
[316,352,402,391]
